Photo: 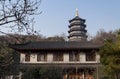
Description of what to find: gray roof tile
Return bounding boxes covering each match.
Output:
[9,41,101,50]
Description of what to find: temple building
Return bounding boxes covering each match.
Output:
[10,9,101,79]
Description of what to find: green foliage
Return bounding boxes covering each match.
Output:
[22,67,63,79]
[22,67,40,79]
[101,76,110,79]
[0,41,14,78]
[100,36,120,79]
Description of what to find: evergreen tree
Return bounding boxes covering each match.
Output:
[100,36,120,79]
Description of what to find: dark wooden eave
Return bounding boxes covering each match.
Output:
[9,41,101,51]
[19,63,102,69]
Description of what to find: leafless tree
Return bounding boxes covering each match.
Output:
[91,29,117,44]
[0,1,42,78]
[0,0,41,34]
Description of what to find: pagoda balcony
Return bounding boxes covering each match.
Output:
[70,21,85,25]
[69,23,86,28]
[68,28,87,33]
[68,33,87,38]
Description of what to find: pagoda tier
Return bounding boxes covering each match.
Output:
[68,22,86,28]
[68,27,87,33]
[68,33,87,38]
[68,9,87,41]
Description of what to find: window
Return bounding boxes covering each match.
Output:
[25,53,30,61]
[86,51,96,61]
[69,52,79,61]
[37,53,47,61]
[53,53,63,61]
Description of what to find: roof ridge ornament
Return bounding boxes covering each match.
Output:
[76,8,79,16]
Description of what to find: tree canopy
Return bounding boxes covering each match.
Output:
[99,36,120,79]
[22,67,63,79]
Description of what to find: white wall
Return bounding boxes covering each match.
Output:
[30,54,37,63]
[96,52,100,63]
[47,53,53,63]
[63,53,69,62]
[80,52,86,63]
[20,52,100,63]
[20,53,25,63]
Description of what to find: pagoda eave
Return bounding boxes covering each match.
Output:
[69,17,86,23]
[69,23,86,28]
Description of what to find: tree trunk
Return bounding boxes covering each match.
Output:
[115,73,118,79]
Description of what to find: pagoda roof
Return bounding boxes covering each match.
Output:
[9,41,101,51]
[69,16,85,23]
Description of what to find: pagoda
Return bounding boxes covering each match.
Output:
[68,9,87,41]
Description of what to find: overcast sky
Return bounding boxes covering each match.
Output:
[16,0,120,37]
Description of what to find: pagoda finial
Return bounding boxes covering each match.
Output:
[76,8,79,16]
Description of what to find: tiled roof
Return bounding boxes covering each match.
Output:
[9,41,101,50]
[69,16,85,23]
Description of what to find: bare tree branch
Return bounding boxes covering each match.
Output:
[0,0,42,34]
